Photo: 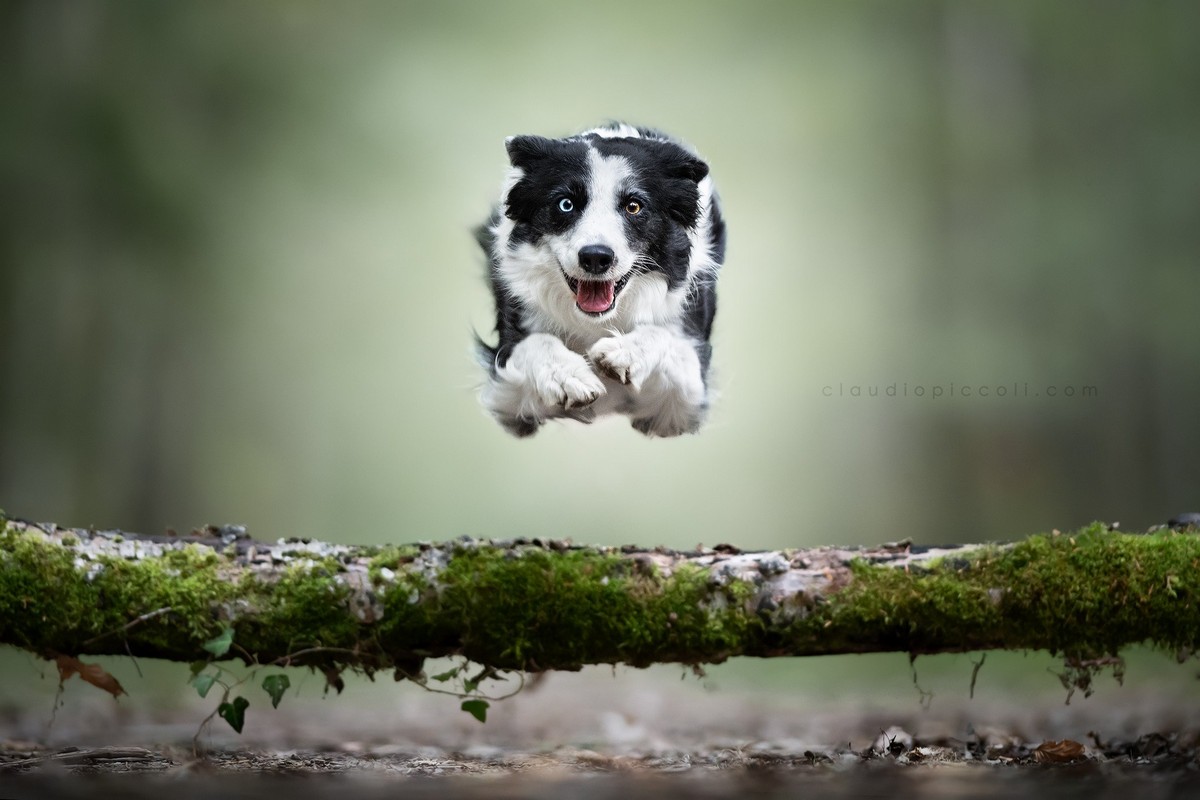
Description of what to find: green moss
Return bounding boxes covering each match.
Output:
[0,520,387,669]
[0,525,238,657]
[787,524,1200,659]
[234,563,363,663]
[373,546,759,670]
[366,544,421,580]
[4,517,1200,675]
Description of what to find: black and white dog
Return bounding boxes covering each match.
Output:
[476,123,726,437]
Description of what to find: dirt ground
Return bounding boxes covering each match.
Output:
[2,655,1200,797]
[3,736,1199,799]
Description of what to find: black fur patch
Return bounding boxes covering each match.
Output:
[474,209,527,370]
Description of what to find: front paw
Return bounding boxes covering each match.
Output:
[588,335,648,390]
[534,356,606,410]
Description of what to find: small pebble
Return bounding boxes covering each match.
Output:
[1168,512,1200,530]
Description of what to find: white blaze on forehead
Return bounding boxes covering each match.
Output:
[555,147,636,274]
[585,147,633,217]
[583,123,643,139]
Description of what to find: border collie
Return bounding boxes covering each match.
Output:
[476,123,726,437]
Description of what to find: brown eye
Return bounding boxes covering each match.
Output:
[624,200,642,215]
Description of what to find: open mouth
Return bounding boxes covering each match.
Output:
[561,270,632,315]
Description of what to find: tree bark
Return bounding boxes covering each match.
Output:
[2,514,1197,679]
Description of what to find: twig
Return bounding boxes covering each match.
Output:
[83,606,173,646]
[969,653,987,699]
[0,746,162,772]
[269,646,364,668]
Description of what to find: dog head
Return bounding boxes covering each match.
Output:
[496,127,712,325]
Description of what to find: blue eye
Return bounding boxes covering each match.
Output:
[557,198,574,213]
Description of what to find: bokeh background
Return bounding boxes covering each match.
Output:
[2,0,1199,741]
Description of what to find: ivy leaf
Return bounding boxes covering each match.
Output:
[462,677,480,693]
[218,696,250,734]
[461,699,489,724]
[202,627,235,658]
[431,667,461,683]
[189,660,209,677]
[261,674,291,709]
[191,673,216,699]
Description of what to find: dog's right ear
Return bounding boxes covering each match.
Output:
[505,135,553,168]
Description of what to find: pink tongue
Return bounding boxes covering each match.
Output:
[576,280,615,313]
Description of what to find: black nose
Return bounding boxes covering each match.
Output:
[578,245,615,275]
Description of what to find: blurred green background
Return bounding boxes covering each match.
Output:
[3,0,1198,552]
[3,0,1200,737]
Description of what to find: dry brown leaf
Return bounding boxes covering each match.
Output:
[55,655,126,698]
[1032,739,1085,764]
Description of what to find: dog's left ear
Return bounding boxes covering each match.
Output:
[650,140,708,184]
[654,145,710,227]
[671,154,709,184]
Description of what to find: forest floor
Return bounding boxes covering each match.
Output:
[1,653,1199,797]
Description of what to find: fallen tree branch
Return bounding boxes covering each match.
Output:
[1,514,1198,678]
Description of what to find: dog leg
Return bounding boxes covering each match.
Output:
[587,326,707,437]
[482,333,606,435]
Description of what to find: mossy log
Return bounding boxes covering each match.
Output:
[2,514,1199,679]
